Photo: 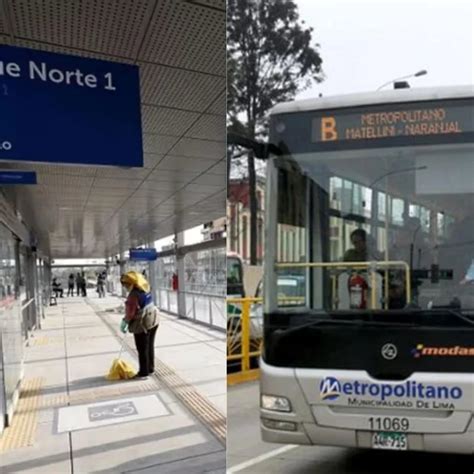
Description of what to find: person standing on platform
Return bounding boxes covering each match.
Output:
[67,273,75,296]
[119,271,159,379]
[97,272,106,298]
[81,272,87,297]
[75,273,81,296]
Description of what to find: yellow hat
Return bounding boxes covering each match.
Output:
[120,271,150,292]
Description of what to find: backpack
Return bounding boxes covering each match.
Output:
[127,290,159,334]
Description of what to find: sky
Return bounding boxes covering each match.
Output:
[295,0,473,99]
[154,224,204,251]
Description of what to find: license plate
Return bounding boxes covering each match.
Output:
[372,432,408,450]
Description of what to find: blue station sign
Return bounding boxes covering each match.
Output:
[129,248,158,261]
[0,171,37,184]
[0,45,143,167]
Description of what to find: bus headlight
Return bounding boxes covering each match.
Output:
[261,394,292,412]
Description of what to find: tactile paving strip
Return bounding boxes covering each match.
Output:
[29,336,53,346]
[0,377,43,453]
[155,359,226,444]
[29,335,98,346]
[29,336,63,346]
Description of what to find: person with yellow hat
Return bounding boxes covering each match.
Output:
[120,271,159,380]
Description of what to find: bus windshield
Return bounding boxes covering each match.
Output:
[272,142,473,315]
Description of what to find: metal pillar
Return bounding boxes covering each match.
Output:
[14,239,28,340]
[119,257,126,297]
[176,232,186,318]
[148,259,157,303]
[36,258,45,323]
[33,255,40,328]
[147,242,158,304]
[45,261,52,304]
[26,249,39,330]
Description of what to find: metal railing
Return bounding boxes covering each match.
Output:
[227,297,262,385]
[276,260,412,309]
[156,288,226,331]
[154,243,226,331]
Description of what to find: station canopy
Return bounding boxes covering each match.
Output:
[0,0,225,258]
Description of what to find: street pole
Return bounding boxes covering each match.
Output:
[376,70,427,91]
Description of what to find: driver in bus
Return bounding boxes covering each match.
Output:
[343,228,381,262]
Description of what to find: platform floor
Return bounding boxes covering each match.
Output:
[0,295,226,473]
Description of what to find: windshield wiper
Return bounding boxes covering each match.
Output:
[414,308,474,326]
[447,310,474,325]
[273,316,415,340]
[273,309,474,341]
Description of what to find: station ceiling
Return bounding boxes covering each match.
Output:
[0,0,226,258]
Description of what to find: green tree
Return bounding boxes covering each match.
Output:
[227,0,323,264]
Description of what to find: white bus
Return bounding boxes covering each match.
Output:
[259,85,473,454]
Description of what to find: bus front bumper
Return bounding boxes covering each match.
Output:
[261,418,474,454]
[260,359,474,454]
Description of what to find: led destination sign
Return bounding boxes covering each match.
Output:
[271,98,473,153]
[314,105,468,142]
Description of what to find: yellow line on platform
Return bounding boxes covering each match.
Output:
[0,377,43,453]
[155,359,227,444]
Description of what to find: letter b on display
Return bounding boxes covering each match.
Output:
[321,117,338,141]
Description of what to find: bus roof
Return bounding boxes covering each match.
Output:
[270,85,474,116]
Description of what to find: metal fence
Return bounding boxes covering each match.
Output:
[184,248,226,295]
[155,246,226,330]
[157,288,225,330]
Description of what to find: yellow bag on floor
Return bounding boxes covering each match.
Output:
[106,358,136,380]
[106,335,136,380]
